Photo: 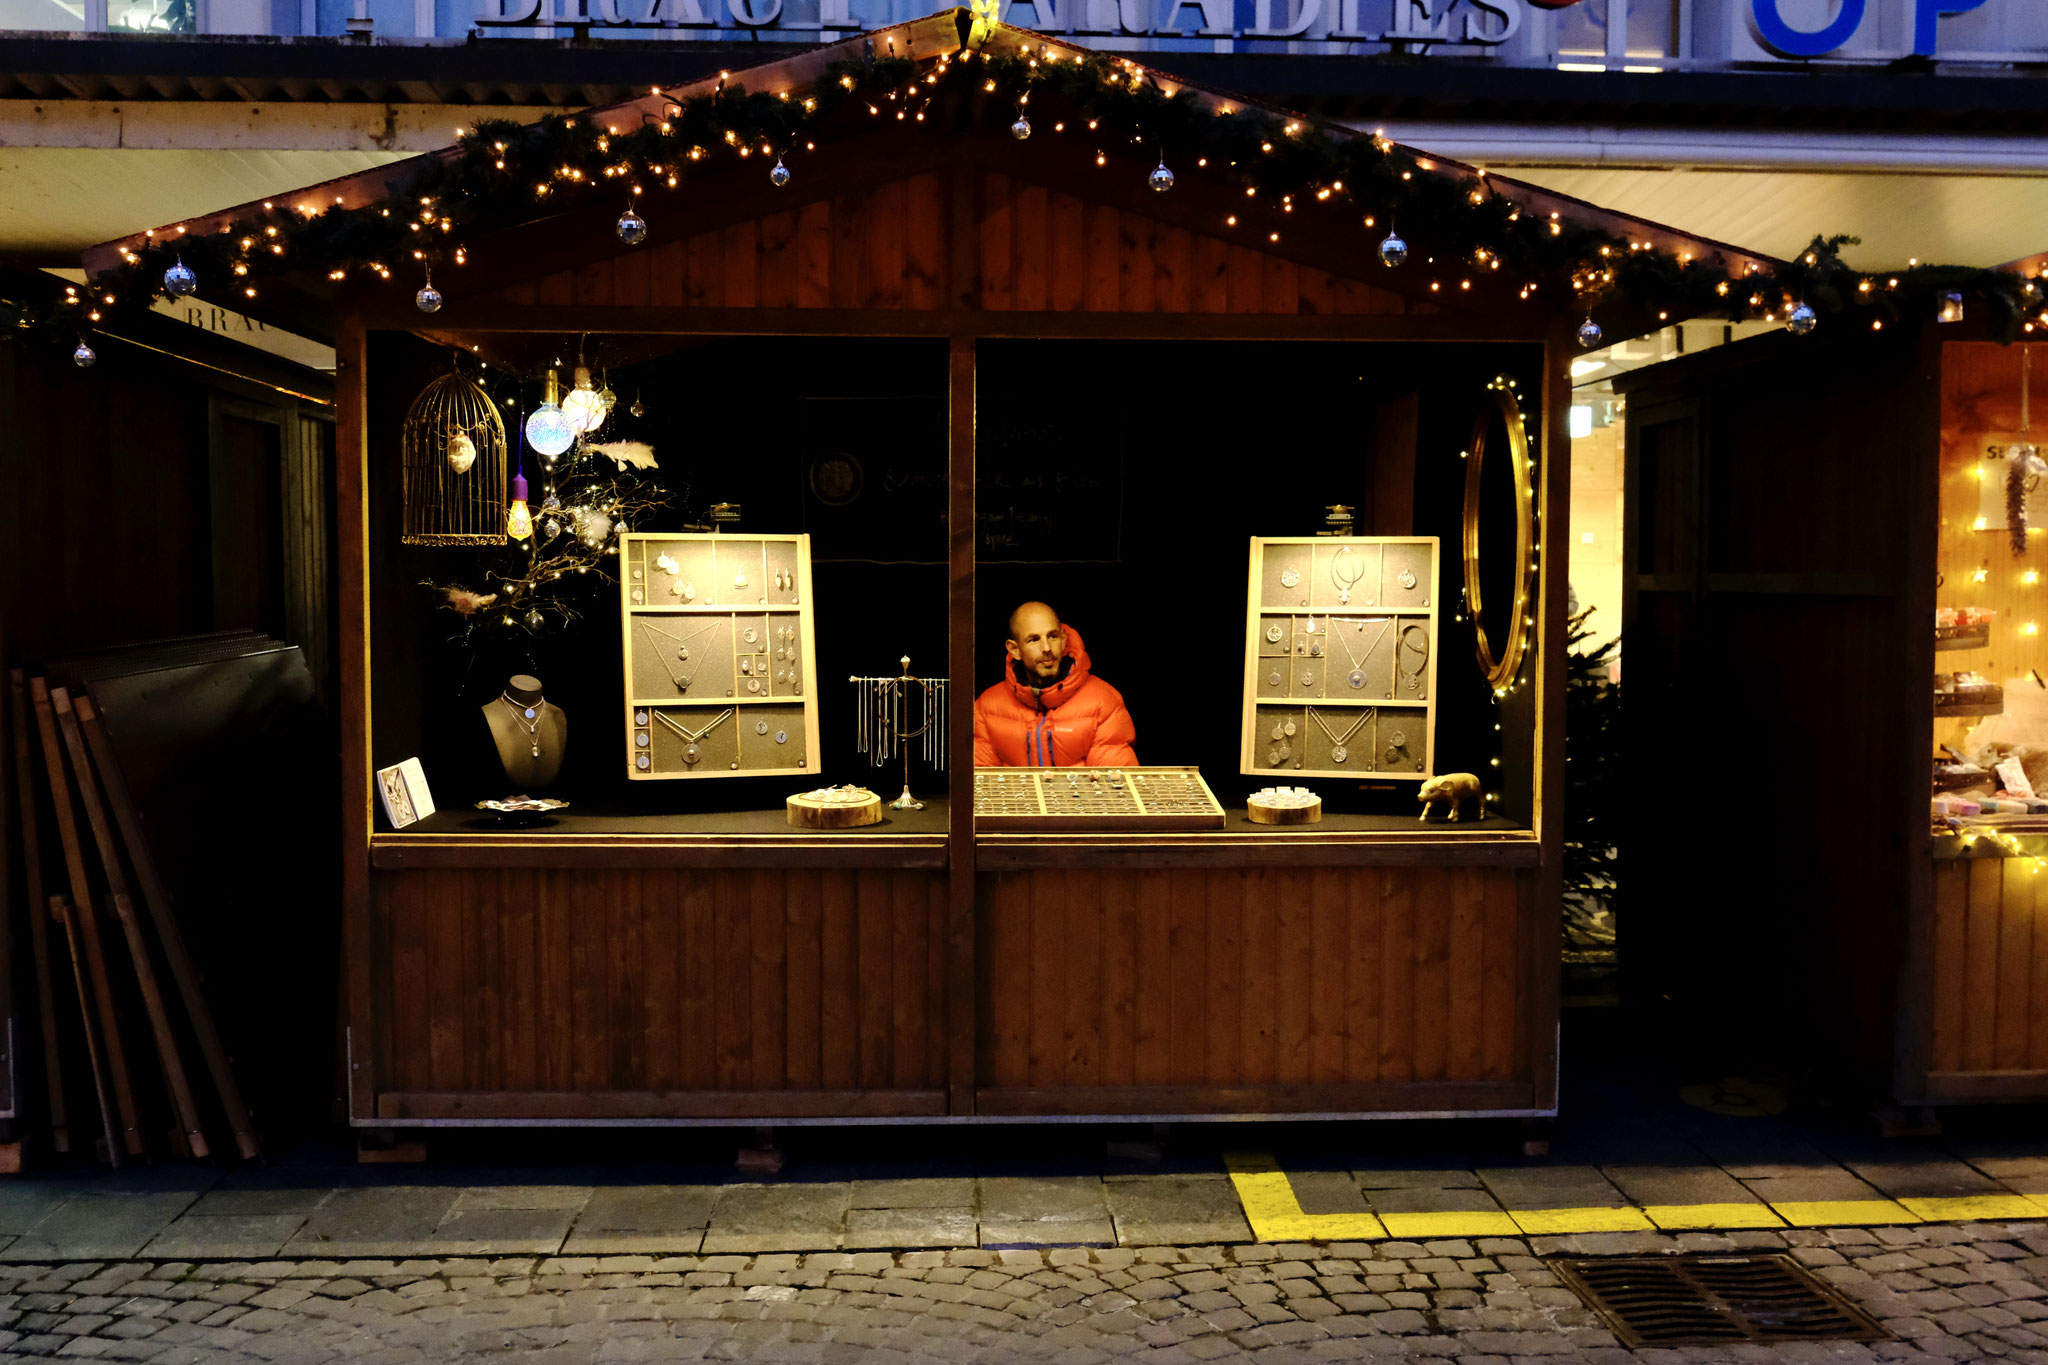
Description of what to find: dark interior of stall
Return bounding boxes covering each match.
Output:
[368,332,1543,829]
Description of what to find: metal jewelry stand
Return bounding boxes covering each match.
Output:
[849,656,948,810]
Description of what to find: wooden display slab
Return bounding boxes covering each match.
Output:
[787,787,883,828]
[1247,788,1323,824]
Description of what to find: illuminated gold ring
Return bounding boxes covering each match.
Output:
[1462,379,1534,691]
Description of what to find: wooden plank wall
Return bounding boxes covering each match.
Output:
[977,867,1525,1093]
[1929,858,2048,1075]
[491,171,1411,318]
[372,868,947,1095]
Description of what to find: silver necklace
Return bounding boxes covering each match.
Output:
[636,617,723,692]
[1398,624,1430,693]
[1329,616,1394,691]
[498,694,544,758]
[1330,545,1368,605]
[1307,706,1374,764]
[653,706,734,766]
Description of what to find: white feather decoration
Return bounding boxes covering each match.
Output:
[590,440,657,470]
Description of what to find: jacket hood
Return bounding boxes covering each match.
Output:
[998,622,1095,713]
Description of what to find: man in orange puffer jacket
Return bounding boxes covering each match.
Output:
[973,601,1138,767]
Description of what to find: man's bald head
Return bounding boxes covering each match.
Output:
[1005,601,1068,683]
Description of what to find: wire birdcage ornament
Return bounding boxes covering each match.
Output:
[401,362,509,545]
[850,656,948,810]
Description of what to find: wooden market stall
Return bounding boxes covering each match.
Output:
[86,12,1773,1133]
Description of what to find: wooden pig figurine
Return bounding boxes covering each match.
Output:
[1418,772,1484,822]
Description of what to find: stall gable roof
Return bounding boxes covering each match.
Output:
[85,10,1778,332]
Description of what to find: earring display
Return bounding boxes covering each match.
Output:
[1242,536,1440,780]
[621,533,818,779]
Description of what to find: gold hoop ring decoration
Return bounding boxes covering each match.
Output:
[1462,376,1535,692]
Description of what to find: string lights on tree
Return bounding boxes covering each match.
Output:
[15,18,2045,355]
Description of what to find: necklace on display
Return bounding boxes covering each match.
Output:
[653,706,735,766]
[1328,616,1394,691]
[1398,624,1430,693]
[1307,705,1375,764]
[636,616,725,692]
[1330,545,1368,606]
[498,693,545,759]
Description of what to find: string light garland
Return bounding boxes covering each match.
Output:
[19,16,2045,356]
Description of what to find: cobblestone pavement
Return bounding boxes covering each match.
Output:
[7,1221,2048,1363]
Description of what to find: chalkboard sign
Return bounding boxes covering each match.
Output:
[977,416,1124,564]
[801,395,947,564]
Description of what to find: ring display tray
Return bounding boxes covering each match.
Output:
[620,533,820,779]
[973,766,1226,832]
[1242,536,1441,781]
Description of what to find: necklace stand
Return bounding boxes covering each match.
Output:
[849,656,948,811]
[482,672,567,791]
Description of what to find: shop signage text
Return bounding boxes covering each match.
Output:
[476,0,1526,43]
[1750,0,1989,57]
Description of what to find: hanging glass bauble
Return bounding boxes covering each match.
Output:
[1788,303,1818,336]
[416,283,443,314]
[73,341,96,368]
[1378,232,1408,268]
[540,515,562,541]
[163,259,197,297]
[597,384,617,417]
[1576,316,1603,349]
[523,607,545,631]
[1149,159,1175,193]
[770,158,791,188]
[562,365,606,435]
[1011,115,1032,141]
[617,208,647,245]
[525,403,573,457]
[630,391,645,418]
[446,430,477,474]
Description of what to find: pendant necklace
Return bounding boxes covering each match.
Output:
[1307,705,1375,765]
[1329,616,1394,690]
[1397,624,1431,693]
[1330,545,1368,605]
[654,706,734,766]
[498,694,545,759]
[635,617,724,692]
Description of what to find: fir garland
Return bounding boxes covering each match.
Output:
[21,18,2048,353]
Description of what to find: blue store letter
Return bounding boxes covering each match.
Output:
[1749,0,1864,57]
[1915,0,1987,55]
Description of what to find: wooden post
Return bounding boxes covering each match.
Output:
[8,671,66,1152]
[54,690,208,1159]
[945,332,977,1117]
[336,312,376,1126]
[50,895,119,1166]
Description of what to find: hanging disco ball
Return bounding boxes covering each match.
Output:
[617,209,647,245]
[1378,232,1408,268]
[525,402,575,458]
[72,340,96,368]
[415,284,443,314]
[770,158,791,188]
[1011,116,1031,141]
[1576,317,1603,348]
[1788,303,1818,336]
[163,259,197,298]
[1149,161,1175,193]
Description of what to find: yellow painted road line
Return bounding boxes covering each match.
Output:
[1224,1152,1385,1242]
[1768,1199,1920,1227]
[1643,1202,1787,1231]
[1900,1194,2045,1222]
[1508,1206,1657,1236]
[1226,1154,2048,1242]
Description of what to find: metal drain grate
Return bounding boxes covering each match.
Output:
[1552,1254,1889,1348]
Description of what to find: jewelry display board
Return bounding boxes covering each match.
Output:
[619,533,820,779]
[974,767,1226,832]
[1241,537,1441,780]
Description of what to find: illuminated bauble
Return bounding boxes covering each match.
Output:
[770,158,791,188]
[163,259,197,297]
[506,471,532,541]
[1149,160,1175,193]
[1576,316,1603,349]
[446,430,477,474]
[415,283,443,314]
[525,403,574,457]
[1378,232,1408,268]
[73,341,96,368]
[617,208,647,245]
[597,384,617,416]
[523,608,545,631]
[1788,303,1818,336]
[562,366,606,435]
[1011,115,1031,141]
[540,515,561,540]
[630,392,645,418]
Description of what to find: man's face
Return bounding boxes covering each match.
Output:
[1007,607,1066,682]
